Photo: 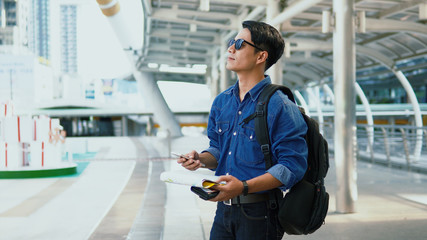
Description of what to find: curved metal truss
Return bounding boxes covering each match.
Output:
[137,0,427,89]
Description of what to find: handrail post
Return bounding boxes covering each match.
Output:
[399,128,411,169]
[381,127,391,167]
[365,126,374,163]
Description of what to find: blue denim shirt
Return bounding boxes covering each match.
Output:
[204,76,308,191]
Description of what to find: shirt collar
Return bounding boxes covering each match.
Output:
[231,76,272,102]
[248,76,271,102]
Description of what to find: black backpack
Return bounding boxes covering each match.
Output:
[243,84,330,235]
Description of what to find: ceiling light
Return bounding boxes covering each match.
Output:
[148,63,159,68]
[200,0,210,12]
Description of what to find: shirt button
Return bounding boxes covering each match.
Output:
[229,151,232,155]
[219,129,222,132]
[238,111,242,115]
[233,132,237,136]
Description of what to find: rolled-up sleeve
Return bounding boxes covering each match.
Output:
[267,164,297,191]
[203,146,220,162]
[267,93,308,191]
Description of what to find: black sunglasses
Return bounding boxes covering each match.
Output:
[228,38,264,51]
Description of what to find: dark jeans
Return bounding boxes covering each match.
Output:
[210,201,284,240]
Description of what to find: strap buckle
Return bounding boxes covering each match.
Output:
[261,144,270,153]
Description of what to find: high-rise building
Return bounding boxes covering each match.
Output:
[26,0,79,74]
[0,0,30,50]
[27,0,51,64]
[60,4,77,73]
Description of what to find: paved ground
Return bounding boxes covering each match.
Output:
[0,135,426,240]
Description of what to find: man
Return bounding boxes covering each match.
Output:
[178,21,308,240]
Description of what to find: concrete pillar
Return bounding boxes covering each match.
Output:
[121,116,128,136]
[95,0,182,137]
[266,0,283,84]
[307,87,324,134]
[210,47,220,98]
[134,71,182,137]
[220,41,229,92]
[333,0,358,213]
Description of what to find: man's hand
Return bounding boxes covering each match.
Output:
[210,175,244,202]
[177,150,204,171]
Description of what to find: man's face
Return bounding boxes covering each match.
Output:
[226,28,261,73]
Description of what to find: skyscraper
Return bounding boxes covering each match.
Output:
[60,4,77,73]
[27,0,50,64]
[26,0,79,74]
[0,0,29,50]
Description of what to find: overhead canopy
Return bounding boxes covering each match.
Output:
[136,0,427,88]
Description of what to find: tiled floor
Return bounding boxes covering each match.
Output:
[0,136,426,240]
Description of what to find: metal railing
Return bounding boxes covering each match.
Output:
[321,122,427,170]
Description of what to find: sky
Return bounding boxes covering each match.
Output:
[78,0,144,79]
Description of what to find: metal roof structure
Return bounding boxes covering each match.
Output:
[137,0,427,90]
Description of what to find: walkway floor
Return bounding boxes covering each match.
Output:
[0,136,426,240]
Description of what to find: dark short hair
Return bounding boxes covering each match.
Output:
[242,20,285,71]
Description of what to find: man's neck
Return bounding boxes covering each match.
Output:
[237,71,265,101]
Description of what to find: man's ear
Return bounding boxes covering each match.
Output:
[257,51,268,64]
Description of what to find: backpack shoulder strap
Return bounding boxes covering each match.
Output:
[254,84,296,170]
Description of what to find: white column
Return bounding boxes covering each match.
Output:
[266,0,283,84]
[333,0,358,213]
[393,70,423,161]
[134,71,182,137]
[95,0,182,137]
[220,41,229,92]
[210,47,220,98]
[307,87,324,134]
[121,116,128,136]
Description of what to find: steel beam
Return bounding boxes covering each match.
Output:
[294,90,310,116]
[393,70,423,161]
[355,82,374,150]
[269,0,323,26]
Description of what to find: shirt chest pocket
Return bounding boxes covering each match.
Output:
[215,121,230,135]
[240,125,256,142]
[237,125,264,165]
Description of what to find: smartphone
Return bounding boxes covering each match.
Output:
[191,186,219,200]
[171,152,190,160]
[171,152,206,167]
